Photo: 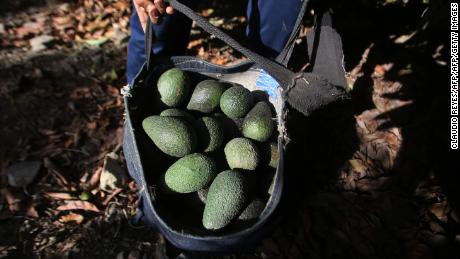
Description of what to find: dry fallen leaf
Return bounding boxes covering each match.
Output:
[200,8,214,17]
[113,1,130,10]
[43,192,75,200]
[25,204,39,218]
[16,22,43,38]
[349,159,367,174]
[56,200,100,213]
[187,38,205,49]
[83,166,103,191]
[53,16,75,30]
[59,213,84,224]
[393,31,416,44]
[38,129,57,136]
[213,57,228,65]
[87,121,97,129]
[3,188,20,213]
[63,137,75,148]
[430,201,448,222]
[373,64,386,77]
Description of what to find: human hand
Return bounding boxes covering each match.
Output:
[133,0,174,31]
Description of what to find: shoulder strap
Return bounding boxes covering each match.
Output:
[275,0,310,66]
[145,0,296,88]
[306,10,347,87]
[145,16,155,71]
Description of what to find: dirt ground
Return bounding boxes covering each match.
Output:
[0,0,457,258]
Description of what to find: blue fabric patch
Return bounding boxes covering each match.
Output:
[256,69,279,99]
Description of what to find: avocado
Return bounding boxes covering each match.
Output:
[195,116,224,152]
[220,85,253,118]
[157,68,190,107]
[142,116,197,157]
[238,197,265,221]
[164,153,217,193]
[242,102,274,142]
[160,108,195,123]
[202,170,248,230]
[187,80,227,113]
[224,138,260,170]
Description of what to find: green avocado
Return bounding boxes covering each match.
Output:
[224,138,260,170]
[157,68,191,107]
[219,85,253,118]
[164,153,217,193]
[142,116,197,157]
[238,197,265,221]
[187,80,227,113]
[160,108,195,123]
[242,102,274,142]
[195,116,224,152]
[202,170,248,230]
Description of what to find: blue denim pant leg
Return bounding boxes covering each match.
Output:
[127,1,196,83]
[127,0,303,83]
[246,0,303,58]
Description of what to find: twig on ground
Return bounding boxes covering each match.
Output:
[346,43,374,90]
[102,188,123,207]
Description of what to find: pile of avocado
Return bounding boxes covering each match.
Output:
[142,68,279,231]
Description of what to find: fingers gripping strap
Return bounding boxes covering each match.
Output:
[166,0,295,87]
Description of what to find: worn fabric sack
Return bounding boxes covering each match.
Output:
[122,0,348,253]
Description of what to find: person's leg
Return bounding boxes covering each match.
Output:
[246,0,303,58]
[247,1,346,86]
[127,1,196,83]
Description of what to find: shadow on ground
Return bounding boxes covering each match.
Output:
[241,2,457,259]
